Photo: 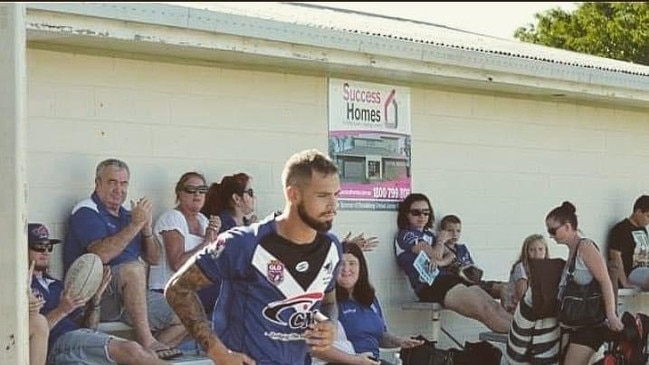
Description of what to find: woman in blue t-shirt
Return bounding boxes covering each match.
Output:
[313,241,423,365]
[394,193,512,333]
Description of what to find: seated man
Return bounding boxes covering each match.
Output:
[28,223,170,364]
[608,195,649,290]
[63,158,185,359]
[29,271,49,365]
[438,214,506,299]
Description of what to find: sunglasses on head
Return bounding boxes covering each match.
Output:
[30,244,53,253]
[547,223,564,236]
[243,188,254,198]
[182,185,209,194]
[409,209,431,217]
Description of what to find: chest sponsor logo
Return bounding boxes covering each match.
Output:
[262,292,324,329]
[267,260,285,285]
[295,261,309,272]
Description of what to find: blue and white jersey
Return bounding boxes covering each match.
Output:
[395,227,441,293]
[446,243,475,266]
[195,215,342,365]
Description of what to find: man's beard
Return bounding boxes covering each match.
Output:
[34,262,49,272]
[297,202,333,233]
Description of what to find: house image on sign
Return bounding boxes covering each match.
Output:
[333,134,410,183]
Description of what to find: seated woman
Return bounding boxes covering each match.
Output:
[312,241,423,365]
[201,172,256,232]
[502,234,549,313]
[148,171,221,315]
[394,193,512,333]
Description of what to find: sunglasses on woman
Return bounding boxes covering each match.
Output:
[182,185,209,194]
[243,188,254,198]
[409,209,431,217]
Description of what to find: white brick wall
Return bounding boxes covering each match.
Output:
[26,48,649,348]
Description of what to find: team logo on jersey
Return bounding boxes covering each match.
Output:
[208,235,228,260]
[262,292,324,328]
[295,261,309,272]
[267,260,284,284]
[320,259,335,285]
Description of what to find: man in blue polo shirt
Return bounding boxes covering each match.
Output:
[63,158,185,359]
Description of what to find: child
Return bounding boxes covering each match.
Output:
[502,234,549,313]
[439,214,505,298]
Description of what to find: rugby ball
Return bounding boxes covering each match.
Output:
[64,253,104,302]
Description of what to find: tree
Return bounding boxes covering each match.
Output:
[514,2,649,66]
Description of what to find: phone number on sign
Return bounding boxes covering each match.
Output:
[372,187,410,199]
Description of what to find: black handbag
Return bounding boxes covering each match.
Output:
[399,335,455,365]
[558,239,606,328]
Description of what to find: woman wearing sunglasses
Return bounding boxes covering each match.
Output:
[394,193,512,333]
[198,172,256,328]
[201,172,256,232]
[148,171,221,316]
[545,201,622,365]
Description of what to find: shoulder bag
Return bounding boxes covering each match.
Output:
[558,239,606,328]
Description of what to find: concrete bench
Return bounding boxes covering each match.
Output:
[401,302,444,343]
[479,331,508,344]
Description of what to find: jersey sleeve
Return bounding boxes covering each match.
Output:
[195,230,250,284]
[607,224,624,252]
[325,233,343,294]
[396,229,420,251]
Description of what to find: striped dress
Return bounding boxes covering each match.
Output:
[506,289,561,365]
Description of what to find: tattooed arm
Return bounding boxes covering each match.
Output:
[165,260,254,365]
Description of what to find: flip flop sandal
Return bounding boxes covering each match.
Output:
[153,346,183,360]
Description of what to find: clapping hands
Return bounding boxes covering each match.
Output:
[130,197,153,229]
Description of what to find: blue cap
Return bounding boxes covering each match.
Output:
[28,223,61,245]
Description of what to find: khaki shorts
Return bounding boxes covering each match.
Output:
[100,261,176,331]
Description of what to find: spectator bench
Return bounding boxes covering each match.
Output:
[401,302,445,343]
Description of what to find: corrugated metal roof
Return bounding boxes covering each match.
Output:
[173,1,649,77]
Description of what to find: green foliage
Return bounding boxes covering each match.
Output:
[514,2,649,66]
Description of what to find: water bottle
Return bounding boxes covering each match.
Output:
[394,352,403,365]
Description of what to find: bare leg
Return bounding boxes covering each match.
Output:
[118,261,159,348]
[155,317,187,347]
[107,338,169,365]
[562,343,595,365]
[29,313,49,365]
[444,285,513,333]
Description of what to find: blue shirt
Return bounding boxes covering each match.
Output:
[446,243,475,266]
[195,215,341,365]
[395,227,450,294]
[31,274,82,353]
[338,297,386,359]
[64,192,143,273]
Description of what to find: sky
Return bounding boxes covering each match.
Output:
[304,2,580,40]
